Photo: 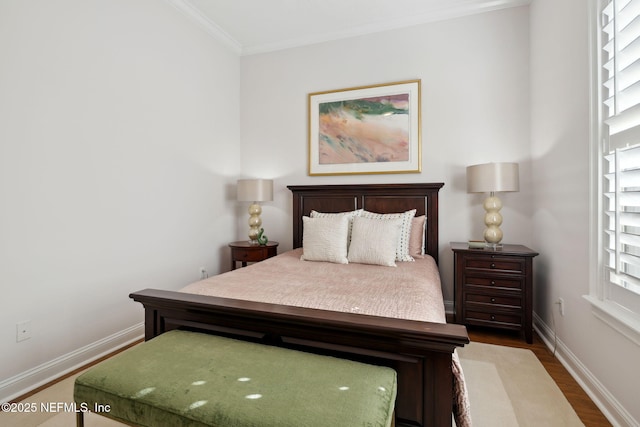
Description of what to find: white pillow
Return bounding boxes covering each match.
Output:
[361,209,416,261]
[310,209,362,218]
[310,209,363,243]
[301,216,349,264]
[347,217,402,267]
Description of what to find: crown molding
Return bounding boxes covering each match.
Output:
[168,0,530,57]
[242,0,531,55]
[166,0,242,55]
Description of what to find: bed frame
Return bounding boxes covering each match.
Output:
[130,183,469,427]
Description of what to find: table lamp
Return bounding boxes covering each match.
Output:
[466,162,519,248]
[237,179,273,245]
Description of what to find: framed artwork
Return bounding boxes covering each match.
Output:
[308,79,421,176]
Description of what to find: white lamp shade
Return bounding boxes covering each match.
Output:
[466,162,519,193]
[237,179,273,202]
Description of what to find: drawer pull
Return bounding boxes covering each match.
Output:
[490,315,496,321]
[490,263,496,268]
[491,298,496,303]
[491,280,496,286]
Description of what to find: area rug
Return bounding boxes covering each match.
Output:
[2,341,584,427]
[0,372,126,427]
[457,341,584,427]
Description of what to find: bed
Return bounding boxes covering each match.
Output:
[130,183,470,427]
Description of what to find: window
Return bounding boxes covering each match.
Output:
[590,0,640,342]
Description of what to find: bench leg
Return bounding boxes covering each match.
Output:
[76,411,84,427]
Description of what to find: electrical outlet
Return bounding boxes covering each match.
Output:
[200,267,208,280]
[16,320,31,342]
[556,298,565,316]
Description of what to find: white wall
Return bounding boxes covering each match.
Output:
[530,0,640,425]
[0,0,241,401]
[240,6,533,304]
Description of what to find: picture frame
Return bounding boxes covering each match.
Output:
[308,79,421,176]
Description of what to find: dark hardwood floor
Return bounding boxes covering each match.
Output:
[467,326,612,427]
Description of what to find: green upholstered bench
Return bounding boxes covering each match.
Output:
[74,330,397,427]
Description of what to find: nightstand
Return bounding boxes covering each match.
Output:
[451,242,538,343]
[229,241,279,270]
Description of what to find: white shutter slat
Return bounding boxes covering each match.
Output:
[619,231,640,246]
[617,80,640,111]
[619,22,640,56]
[619,211,640,225]
[619,0,640,30]
[603,57,615,74]
[618,167,640,187]
[621,252,640,268]
[619,191,640,204]
[610,271,640,293]
[604,18,615,37]
[605,103,640,134]
[604,0,614,18]
[618,56,640,89]
[609,116,640,144]
[618,142,640,162]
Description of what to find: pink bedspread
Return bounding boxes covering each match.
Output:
[182,248,445,322]
[180,248,471,427]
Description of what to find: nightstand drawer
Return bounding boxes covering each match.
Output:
[463,276,523,290]
[229,241,279,270]
[465,293,522,309]
[232,247,269,262]
[465,256,525,273]
[465,310,522,327]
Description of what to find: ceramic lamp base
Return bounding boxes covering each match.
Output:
[483,194,503,246]
[248,202,262,244]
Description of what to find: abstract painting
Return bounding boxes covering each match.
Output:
[308,80,421,175]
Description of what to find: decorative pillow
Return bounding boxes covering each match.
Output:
[347,217,401,267]
[310,209,363,243]
[310,209,362,217]
[361,209,416,261]
[409,215,426,259]
[300,216,349,264]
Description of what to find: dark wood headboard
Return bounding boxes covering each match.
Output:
[287,183,444,264]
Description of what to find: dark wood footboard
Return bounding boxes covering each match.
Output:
[130,289,469,427]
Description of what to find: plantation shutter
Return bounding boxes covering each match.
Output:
[602,0,640,295]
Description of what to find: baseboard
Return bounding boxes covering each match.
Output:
[0,322,144,404]
[533,313,639,427]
